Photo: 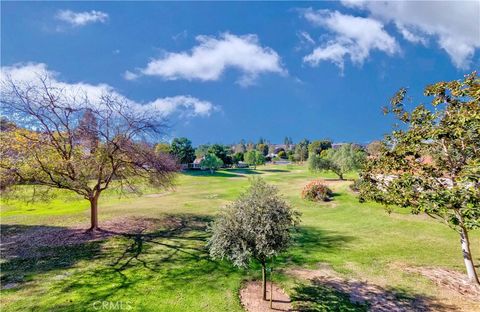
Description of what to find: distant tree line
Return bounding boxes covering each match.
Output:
[154,136,377,175]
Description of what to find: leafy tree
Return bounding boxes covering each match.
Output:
[294,139,310,162]
[155,143,171,154]
[208,178,300,300]
[244,150,266,169]
[208,144,233,165]
[308,140,332,155]
[309,144,365,180]
[195,144,210,158]
[0,76,178,231]
[200,153,223,173]
[233,152,244,163]
[256,143,269,156]
[171,137,195,164]
[277,150,287,159]
[359,72,480,284]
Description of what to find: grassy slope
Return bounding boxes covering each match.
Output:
[1,164,478,311]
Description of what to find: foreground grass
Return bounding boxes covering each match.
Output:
[1,164,478,311]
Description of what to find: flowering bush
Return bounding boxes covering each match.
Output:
[302,180,333,202]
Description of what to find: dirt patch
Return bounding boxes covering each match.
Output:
[0,216,189,259]
[285,266,458,311]
[404,266,480,302]
[240,281,293,312]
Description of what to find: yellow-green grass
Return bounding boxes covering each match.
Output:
[1,164,478,311]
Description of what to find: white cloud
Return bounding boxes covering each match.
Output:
[130,33,285,86]
[55,10,108,27]
[302,9,399,71]
[341,0,480,69]
[1,63,215,118]
[298,31,316,45]
[123,70,139,81]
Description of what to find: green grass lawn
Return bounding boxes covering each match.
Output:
[1,164,478,311]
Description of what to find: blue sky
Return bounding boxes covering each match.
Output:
[2,1,479,145]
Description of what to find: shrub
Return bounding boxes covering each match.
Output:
[302,180,333,202]
[349,178,363,192]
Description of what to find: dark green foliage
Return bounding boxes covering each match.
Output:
[233,152,244,163]
[308,140,333,155]
[171,137,196,164]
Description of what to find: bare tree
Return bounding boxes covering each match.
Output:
[0,75,179,231]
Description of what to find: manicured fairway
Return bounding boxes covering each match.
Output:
[1,164,478,311]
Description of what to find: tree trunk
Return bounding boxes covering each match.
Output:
[89,194,99,231]
[459,226,480,285]
[261,261,267,301]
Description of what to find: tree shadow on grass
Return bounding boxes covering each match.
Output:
[182,168,262,178]
[45,214,242,311]
[0,214,216,291]
[278,226,356,267]
[1,224,106,288]
[104,214,214,273]
[260,169,289,173]
[291,277,458,312]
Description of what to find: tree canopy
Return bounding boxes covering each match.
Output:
[244,150,266,169]
[309,144,365,180]
[170,137,196,164]
[200,153,223,173]
[359,72,480,284]
[208,177,300,300]
[0,75,178,230]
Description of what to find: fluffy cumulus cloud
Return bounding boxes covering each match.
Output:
[341,0,480,69]
[55,10,109,27]
[302,9,399,72]
[129,33,285,86]
[1,63,215,118]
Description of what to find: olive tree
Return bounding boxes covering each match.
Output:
[208,178,300,300]
[309,144,365,180]
[359,72,480,284]
[0,75,178,231]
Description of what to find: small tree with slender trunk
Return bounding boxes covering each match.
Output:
[308,144,365,180]
[208,177,300,300]
[359,72,480,285]
[200,153,223,174]
[244,150,265,169]
[0,75,178,231]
